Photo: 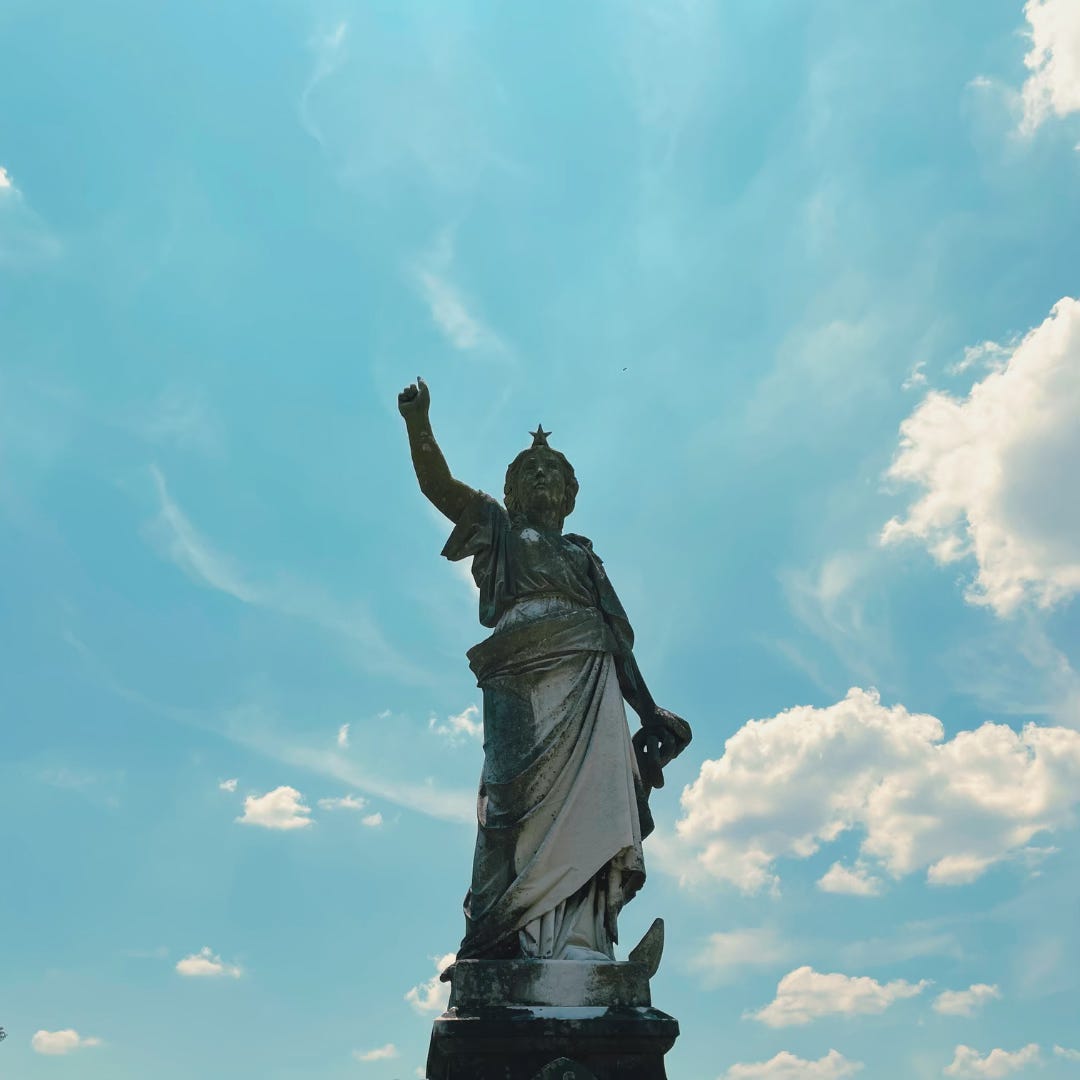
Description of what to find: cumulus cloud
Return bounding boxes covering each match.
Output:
[1021,0,1080,132]
[219,778,238,792]
[688,928,790,985]
[429,704,482,742]
[0,165,12,190]
[722,1049,863,1079]
[1054,1045,1080,1061]
[405,952,456,1015]
[673,687,1080,894]
[317,794,367,811]
[361,812,383,828]
[817,862,883,897]
[31,1030,102,1055]
[236,785,313,830]
[749,966,928,1027]
[337,722,350,748]
[934,984,1002,1017]
[944,1044,1041,1077]
[175,946,243,978]
[882,298,1080,616]
[353,1043,398,1062]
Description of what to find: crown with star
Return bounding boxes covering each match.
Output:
[529,424,552,448]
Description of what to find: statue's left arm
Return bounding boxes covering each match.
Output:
[614,648,692,791]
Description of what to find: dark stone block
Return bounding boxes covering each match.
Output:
[425,1005,679,1080]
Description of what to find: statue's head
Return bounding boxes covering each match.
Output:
[504,427,578,528]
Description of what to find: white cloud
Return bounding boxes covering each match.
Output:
[934,984,1002,1017]
[353,1043,398,1062]
[1021,0,1080,132]
[362,812,383,828]
[723,1049,863,1079]
[749,966,928,1028]
[944,1044,1041,1077]
[405,952,456,1015]
[0,165,12,190]
[673,687,1080,893]
[175,946,243,978]
[688,928,790,985]
[299,21,349,146]
[882,298,1080,616]
[219,778,238,793]
[1054,1045,1080,1061]
[337,722,350,748]
[429,704,482,742]
[317,794,367,812]
[236,786,313,830]
[411,230,504,353]
[31,1030,102,1055]
[902,360,928,390]
[817,862,883,897]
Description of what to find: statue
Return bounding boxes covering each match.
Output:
[399,377,691,970]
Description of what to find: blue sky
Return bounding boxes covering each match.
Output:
[2,1,1080,1077]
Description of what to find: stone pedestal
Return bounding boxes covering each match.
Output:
[425,960,679,1080]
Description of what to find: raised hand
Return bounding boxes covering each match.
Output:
[398,375,431,422]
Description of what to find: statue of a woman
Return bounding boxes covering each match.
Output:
[399,377,691,966]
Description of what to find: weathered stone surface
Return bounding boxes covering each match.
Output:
[425,1004,679,1080]
[533,1057,599,1079]
[449,960,651,1009]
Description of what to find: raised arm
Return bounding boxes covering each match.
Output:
[398,377,473,524]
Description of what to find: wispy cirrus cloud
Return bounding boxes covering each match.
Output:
[410,229,506,354]
[223,706,474,825]
[687,928,791,988]
[143,466,427,683]
[299,21,348,147]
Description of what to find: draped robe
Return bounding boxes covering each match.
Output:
[443,490,651,962]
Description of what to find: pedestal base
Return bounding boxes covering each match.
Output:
[425,961,679,1080]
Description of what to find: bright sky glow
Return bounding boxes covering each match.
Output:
[2,2,1079,1078]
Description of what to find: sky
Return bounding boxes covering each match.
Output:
[2,1,1079,1077]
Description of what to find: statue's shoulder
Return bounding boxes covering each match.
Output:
[564,533,602,562]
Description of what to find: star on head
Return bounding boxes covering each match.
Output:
[530,424,552,448]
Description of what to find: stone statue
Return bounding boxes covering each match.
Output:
[399,377,691,969]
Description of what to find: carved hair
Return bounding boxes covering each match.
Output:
[503,447,579,524]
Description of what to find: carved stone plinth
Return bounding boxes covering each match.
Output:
[425,960,679,1080]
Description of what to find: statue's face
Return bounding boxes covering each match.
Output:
[517,450,566,518]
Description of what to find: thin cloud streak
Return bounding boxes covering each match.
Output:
[144,466,428,684]
[223,709,474,825]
